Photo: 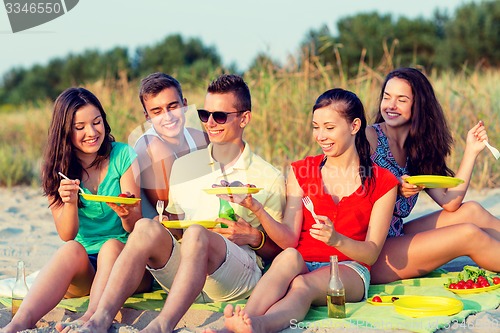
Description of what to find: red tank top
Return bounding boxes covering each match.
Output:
[291,155,398,268]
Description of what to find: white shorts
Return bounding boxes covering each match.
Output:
[146,230,261,303]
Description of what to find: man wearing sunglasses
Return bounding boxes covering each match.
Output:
[132,72,208,219]
[71,74,286,333]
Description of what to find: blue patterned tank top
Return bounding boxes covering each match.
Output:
[370,123,418,237]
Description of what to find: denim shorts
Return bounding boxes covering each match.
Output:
[306,260,370,299]
[88,253,98,271]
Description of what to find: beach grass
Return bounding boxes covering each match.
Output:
[0,61,498,188]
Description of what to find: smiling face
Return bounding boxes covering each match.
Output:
[379,77,413,127]
[312,106,359,157]
[71,104,105,160]
[202,92,249,146]
[143,87,187,140]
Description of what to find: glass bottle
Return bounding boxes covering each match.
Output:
[12,260,29,317]
[327,255,346,318]
[218,198,236,228]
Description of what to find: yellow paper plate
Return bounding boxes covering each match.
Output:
[393,296,463,317]
[161,220,218,229]
[367,295,406,306]
[405,175,464,188]
[80,193,141,204]
[446,283,500,294]
[203,187,262,195]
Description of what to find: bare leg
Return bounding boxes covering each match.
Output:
[2,241,93,333]
[404,201,500,240]
[244,248,306,316]
[57,239,152,332]
[83,240,126,321]
[139,225,227,333]
[226,266,353,333]
[372,223,500,284]
[68,218,173,333]
[201,248,308,333]
[221,265,364,333]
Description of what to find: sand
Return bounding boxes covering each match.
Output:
[1,186,499,332]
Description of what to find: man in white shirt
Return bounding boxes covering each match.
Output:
[70,74,285,333]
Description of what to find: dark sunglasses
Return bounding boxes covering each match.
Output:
[197,109,247,124]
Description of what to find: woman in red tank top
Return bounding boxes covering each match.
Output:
[211,88,399,333]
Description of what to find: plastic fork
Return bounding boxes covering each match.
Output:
[484,141,500,160]
[156,200,165,222]
[57,172,85,194]
[302,196,321,224]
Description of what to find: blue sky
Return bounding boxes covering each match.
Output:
[0,0,478,77]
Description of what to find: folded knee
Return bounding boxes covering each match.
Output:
[129,218,166,243]
[458,223,487,244]
[99,238,125,254]
[274,247,304,264]
[459,201,485,218]
[182,224,209,241]
[274,248,304,269]
[57,240,89,265]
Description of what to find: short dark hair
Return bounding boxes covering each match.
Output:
[139,72,184,111]
[207,74,251,111]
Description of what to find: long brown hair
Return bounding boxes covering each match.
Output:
[374,68,454,176]
[313,88,374,189]
[41,87,115,208]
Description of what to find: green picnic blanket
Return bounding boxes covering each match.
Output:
[1,270,499,333]
[300,271,500,333]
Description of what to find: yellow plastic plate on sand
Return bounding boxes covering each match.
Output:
[203,187,262,195]
[393,296,463,317]
[446,283,500,294]
[161,220,219,229]
[80,193,141,204]
[405,175,464,188]
[367,295,406,306]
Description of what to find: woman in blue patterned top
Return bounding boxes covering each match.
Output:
[2,88,151,333]
[366,68,500,284]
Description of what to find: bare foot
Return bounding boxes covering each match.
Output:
[223,304,255,333]
[201,326,231,333]
[0,321,32,333]
[139,317,174,333]
[199,304,237,333]
[56,311,94,332]
[55,320,84,333]
[60,318,109,333]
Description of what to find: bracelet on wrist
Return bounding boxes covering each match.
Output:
[250,230,265,251]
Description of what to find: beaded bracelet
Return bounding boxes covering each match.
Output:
[250,230,266,251]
